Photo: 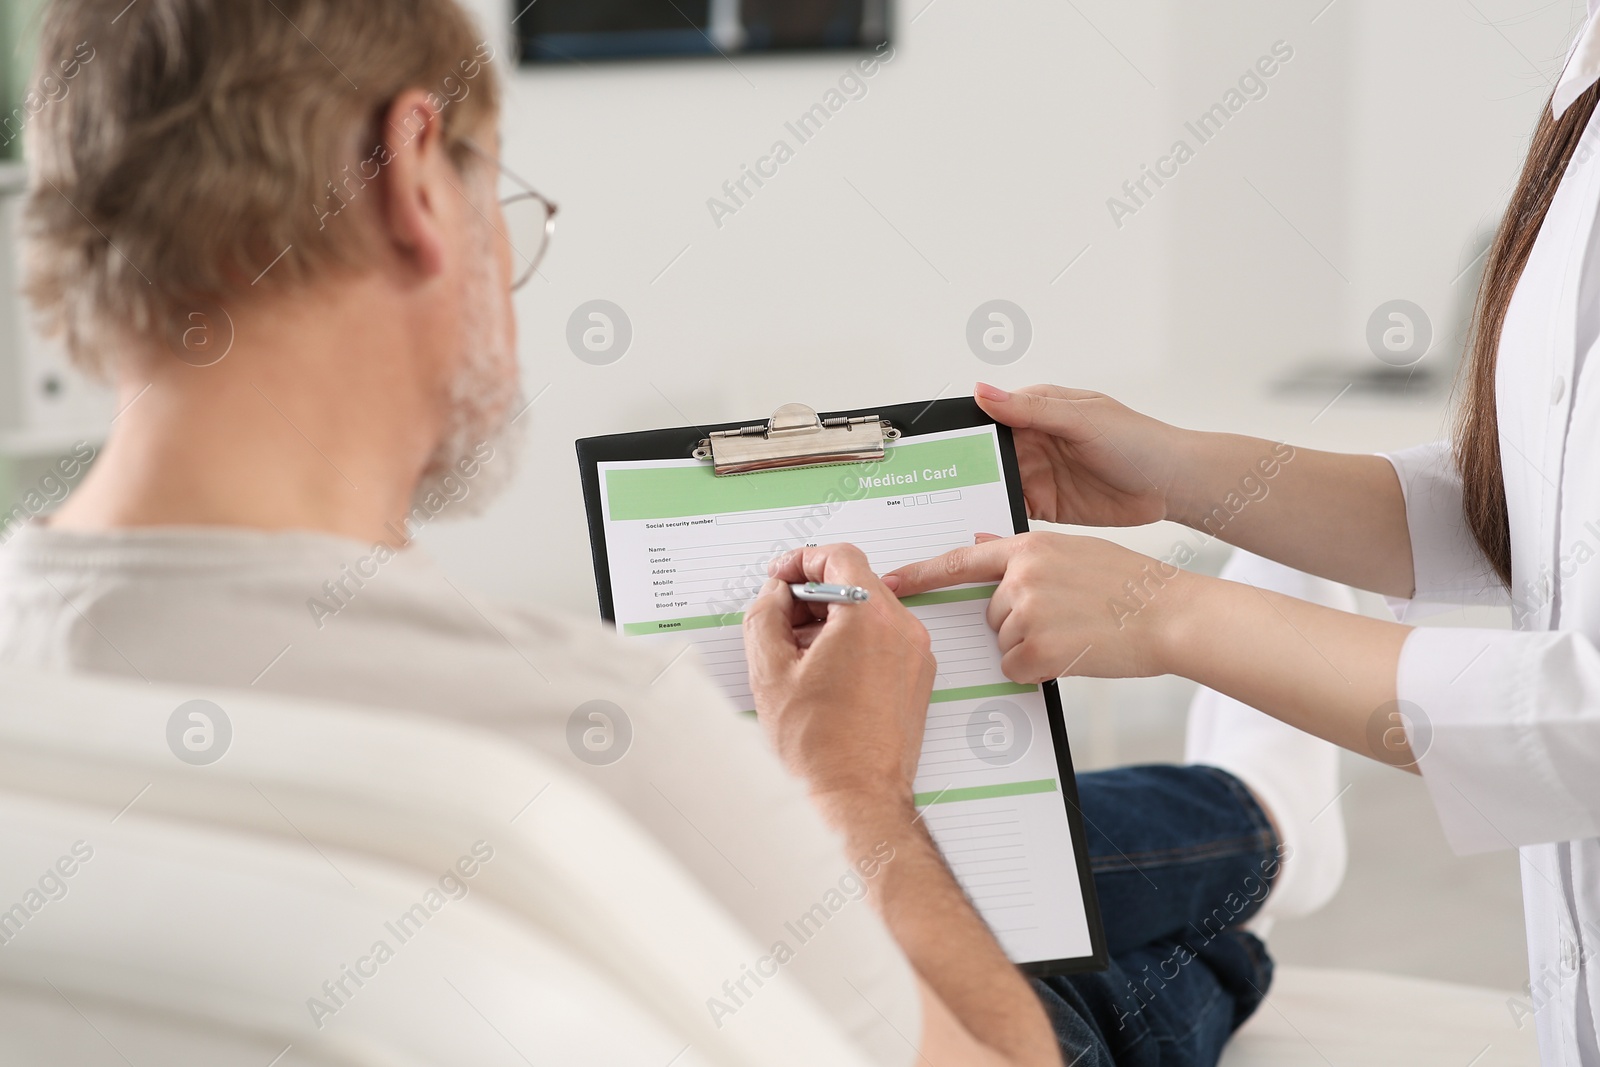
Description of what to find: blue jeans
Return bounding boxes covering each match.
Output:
[1033,765,1280,1067]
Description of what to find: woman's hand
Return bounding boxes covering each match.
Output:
[974,382,1186,527]
[885,531,1189,683]
[744,543,937,801]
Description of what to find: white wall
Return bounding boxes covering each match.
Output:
[413,0,1585,614]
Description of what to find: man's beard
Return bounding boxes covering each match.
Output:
[410,215,525,524]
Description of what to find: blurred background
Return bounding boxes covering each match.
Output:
[0,0,1566,995]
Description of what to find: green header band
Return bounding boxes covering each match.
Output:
[605,432,1002,522]
[704,683,1036,714]
[914,778,1059,807]
[622,613,743,636]
[928,681,1038,703]
[900,584,998,608]
[619,584,1002,636]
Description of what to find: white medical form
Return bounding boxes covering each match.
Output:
[577,399,1106,974]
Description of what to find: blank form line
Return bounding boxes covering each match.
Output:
[918,819,1018,832]
[657,531,966,565]
[636,518,964,556]
[924,808,1018,824]
[941,844,1028,856]
[665,531,965,569]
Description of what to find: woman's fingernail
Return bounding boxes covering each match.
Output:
[975,382,1010,402]
[975,532,1002,543]
[881,574,901,591]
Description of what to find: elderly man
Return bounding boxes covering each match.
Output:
[0,3,1344,1065]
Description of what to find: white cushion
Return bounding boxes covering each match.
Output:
[1223,967,1537,1066]
[0,666,879,1067]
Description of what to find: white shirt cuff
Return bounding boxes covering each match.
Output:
[1400,626,1600,853]
[1381,444,1508,616]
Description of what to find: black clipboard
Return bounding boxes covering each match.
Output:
[576,397,1108,977]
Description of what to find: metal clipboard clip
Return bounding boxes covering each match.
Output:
[693,403,902,476]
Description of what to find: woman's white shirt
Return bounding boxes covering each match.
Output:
[1383,83,1600,1066]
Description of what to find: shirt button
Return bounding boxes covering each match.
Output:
[1552,376,1568,404]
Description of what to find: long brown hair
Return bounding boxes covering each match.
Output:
[1457,83,1600,586]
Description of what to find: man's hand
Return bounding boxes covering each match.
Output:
[887,531,1188,683]
[743,543,937,801]
[745,542,1063,1067]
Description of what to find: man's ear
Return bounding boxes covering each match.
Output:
[377,90,452,279]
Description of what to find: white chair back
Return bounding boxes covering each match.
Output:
[0,666,879,1067]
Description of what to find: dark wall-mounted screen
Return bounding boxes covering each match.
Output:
[515,0,890,63]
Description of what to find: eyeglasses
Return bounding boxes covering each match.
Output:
[458,138,559,292]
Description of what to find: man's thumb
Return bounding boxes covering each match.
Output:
[742,578,800,673]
